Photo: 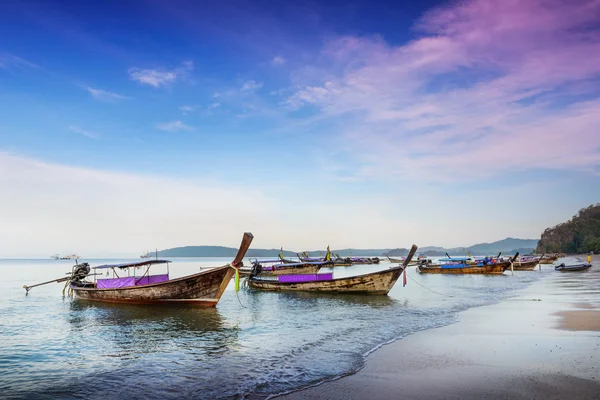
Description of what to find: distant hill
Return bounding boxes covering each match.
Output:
[536,204,600,253]
[458,238,538,255]
[154,246,298,258]
[154,237,538,258]
[383,238,537,257]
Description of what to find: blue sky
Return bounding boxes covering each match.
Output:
[1,0,599,257]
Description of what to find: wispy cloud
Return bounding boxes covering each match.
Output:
[0,153,276,257]
[156,120,194,132]
[284,0,600,182]
[241,80,263,92]
[208,102,220,109]
[271,56,286,66]
[0,53,38,70]
[128,61,194,88]
[179,105,195,112]
[69,125,99,139]
[84,86,130,101]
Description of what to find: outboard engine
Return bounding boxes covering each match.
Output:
[250,262,263,277]
[72,263,90,283]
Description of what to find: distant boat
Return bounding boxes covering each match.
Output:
[417,253,518,275]
[539,254,559,264]
[511,255,543,271]
[554,263,592,272]
[240,260,332,277]
[298,248,380,265]
[53,254,80,260]
[140,250,153,259]
[418,262,511,275]
[511,259,539,270]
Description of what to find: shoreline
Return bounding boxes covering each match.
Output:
[279,256,600,399]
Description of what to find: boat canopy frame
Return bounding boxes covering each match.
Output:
[90,259,171,283]
[92,259,171,270]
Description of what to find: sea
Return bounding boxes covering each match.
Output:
[0,258,554,399]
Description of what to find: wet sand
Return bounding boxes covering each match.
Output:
[280,256,600,399]
[555,310,600,331]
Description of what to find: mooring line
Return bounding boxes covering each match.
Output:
[406,272,455,298]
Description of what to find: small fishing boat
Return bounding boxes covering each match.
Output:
[511,259,539,270]
[417,262,511,275]
[298,248,379,265]
[554,263,592,272]
[24,232,254,306]
[539,254,559,264]
[240,260,331,276]
[140,250,153,259]
[247,245,418,295]
[417,253,518,275]
[387,255,420,266]
[387,256,403,263]
[511,254,543,271]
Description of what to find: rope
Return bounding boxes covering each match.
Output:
[406,272,454,298]
[230,263,246,308]
[235,289,247,308]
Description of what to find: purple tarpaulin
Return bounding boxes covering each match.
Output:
[96,274,170,289]
[135,274,169,285]
[97,276,136,289]
[277,273,333,283]
[316,273,333,281]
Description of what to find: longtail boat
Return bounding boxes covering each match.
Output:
[511,254,543,271]
[539,254,559,264]
[240,260,332,276]
[511,259,539,270]
[554,263,592,272]
[247,245,418,295]
[387,256,403,263]
[417,253,518,275]
[298,247,379,265]
[24,232,254,306]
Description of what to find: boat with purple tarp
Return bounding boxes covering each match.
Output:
[247,245,417,295]
[24,232,254,307]
[239,260,332,276]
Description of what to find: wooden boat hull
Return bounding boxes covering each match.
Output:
[241,265,321,276]
[247,266,405,295]
[387,257,403,263]
[72,265,234,306]
[540,255,559,264]
[417,262,510,275]
[512,260,539,270]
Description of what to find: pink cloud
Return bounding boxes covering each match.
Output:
[285,0,600,181]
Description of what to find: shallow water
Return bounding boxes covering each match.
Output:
[0,258,552,399]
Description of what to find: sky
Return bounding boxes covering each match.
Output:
[1,0,599,257]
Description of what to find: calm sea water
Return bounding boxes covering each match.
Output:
[0,258,552,399]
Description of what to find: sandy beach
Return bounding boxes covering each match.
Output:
[280,256,600,400]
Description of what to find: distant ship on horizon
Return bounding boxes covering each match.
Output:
[140,250,156,259]
[51,254,80,260]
